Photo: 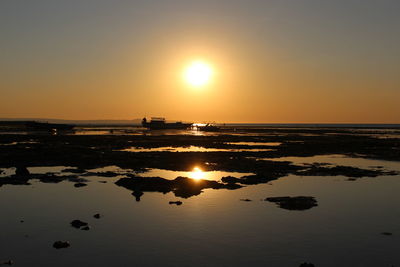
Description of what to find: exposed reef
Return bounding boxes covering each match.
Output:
[116,176,242,199]
[169,201,183,205]
[53,241,70,249]
[297,165,397,178]
[265,196,318,210]
[70,219,89,229]
[0,127,399,196]
[0,172,87,188]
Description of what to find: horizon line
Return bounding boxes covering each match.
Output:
[0,118,400,125]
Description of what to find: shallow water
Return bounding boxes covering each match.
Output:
[1,167,400,266]
[0,141,38,146]
[28,166,73,175]
[226,141,282,146]
[121,145,274,152]
[1,150,400,266]
[138,168,254,181]
[0,168,16,177]
[267,155,400,172]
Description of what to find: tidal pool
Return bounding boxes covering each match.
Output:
[1,142,400,267]
[267,155,400,172]
[226,142,282,146]
[137,167,254,181]
[1,166,400,266]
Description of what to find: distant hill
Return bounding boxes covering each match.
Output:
[0,118,143,126]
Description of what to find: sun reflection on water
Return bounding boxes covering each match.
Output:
[189,166,205,180]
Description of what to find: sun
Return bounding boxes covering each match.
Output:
[184,60,213,87]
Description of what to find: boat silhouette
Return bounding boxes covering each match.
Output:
[142,117,192,130]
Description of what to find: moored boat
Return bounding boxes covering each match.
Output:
[142,117,192,130]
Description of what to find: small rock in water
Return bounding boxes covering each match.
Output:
[81,226,90,231]
[74,182,87,188]
[93,213,101,219]
[265,196,318,211]
[53,241,70,249]
[70,219,88,229]
[132,191,144,202]
[0,260,14,265]
[20,220,24,223]
[240,199,252,202]
[169,201,183,205]
[381,232,393,236]
[15,166,30,177]
[299,263,315,267]
[221,176,241,184]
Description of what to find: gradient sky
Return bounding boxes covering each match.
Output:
[1,0,399,123]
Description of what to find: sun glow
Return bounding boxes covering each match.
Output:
[190,166,205,180]
[184,61,213,87]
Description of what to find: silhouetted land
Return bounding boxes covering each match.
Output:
[0,126,399,198]
[1,125,400,266]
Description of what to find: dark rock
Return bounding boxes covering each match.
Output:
[74,182,87,188]
[298,165,394,178]
[82,171,120,177]
[381,232,393,236]
[93,213,101,219]
[0,260,13,265]
[225,183,242,190]
[1,127,399,195]
[221,176,241,184]
[132,190,144,202]
[116,175,242,199]
[15,166,30,177]
[169,201,183,205]
[62,168,86,174]
[35,174,66,184]
[299,263,315,267]
[236,174,277,185]
[240,199,252,202]
[81,226,90,231]
[0,177,31,187]
[265,196,318,210]
[70,219,88,229]
[53,241,70,249]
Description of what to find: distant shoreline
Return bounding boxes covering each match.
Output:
[1,119,400,129]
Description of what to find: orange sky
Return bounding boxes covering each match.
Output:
[1,1,399,123]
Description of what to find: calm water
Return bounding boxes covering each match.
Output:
[1,155,400,266]
[121,145,274,152]
[1,126,400,266]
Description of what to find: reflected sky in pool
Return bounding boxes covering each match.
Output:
[121,145,274,152]
[226,142,282,146]
[266,155,400,172]
[1,156,400,266]
[137,167,254,181]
